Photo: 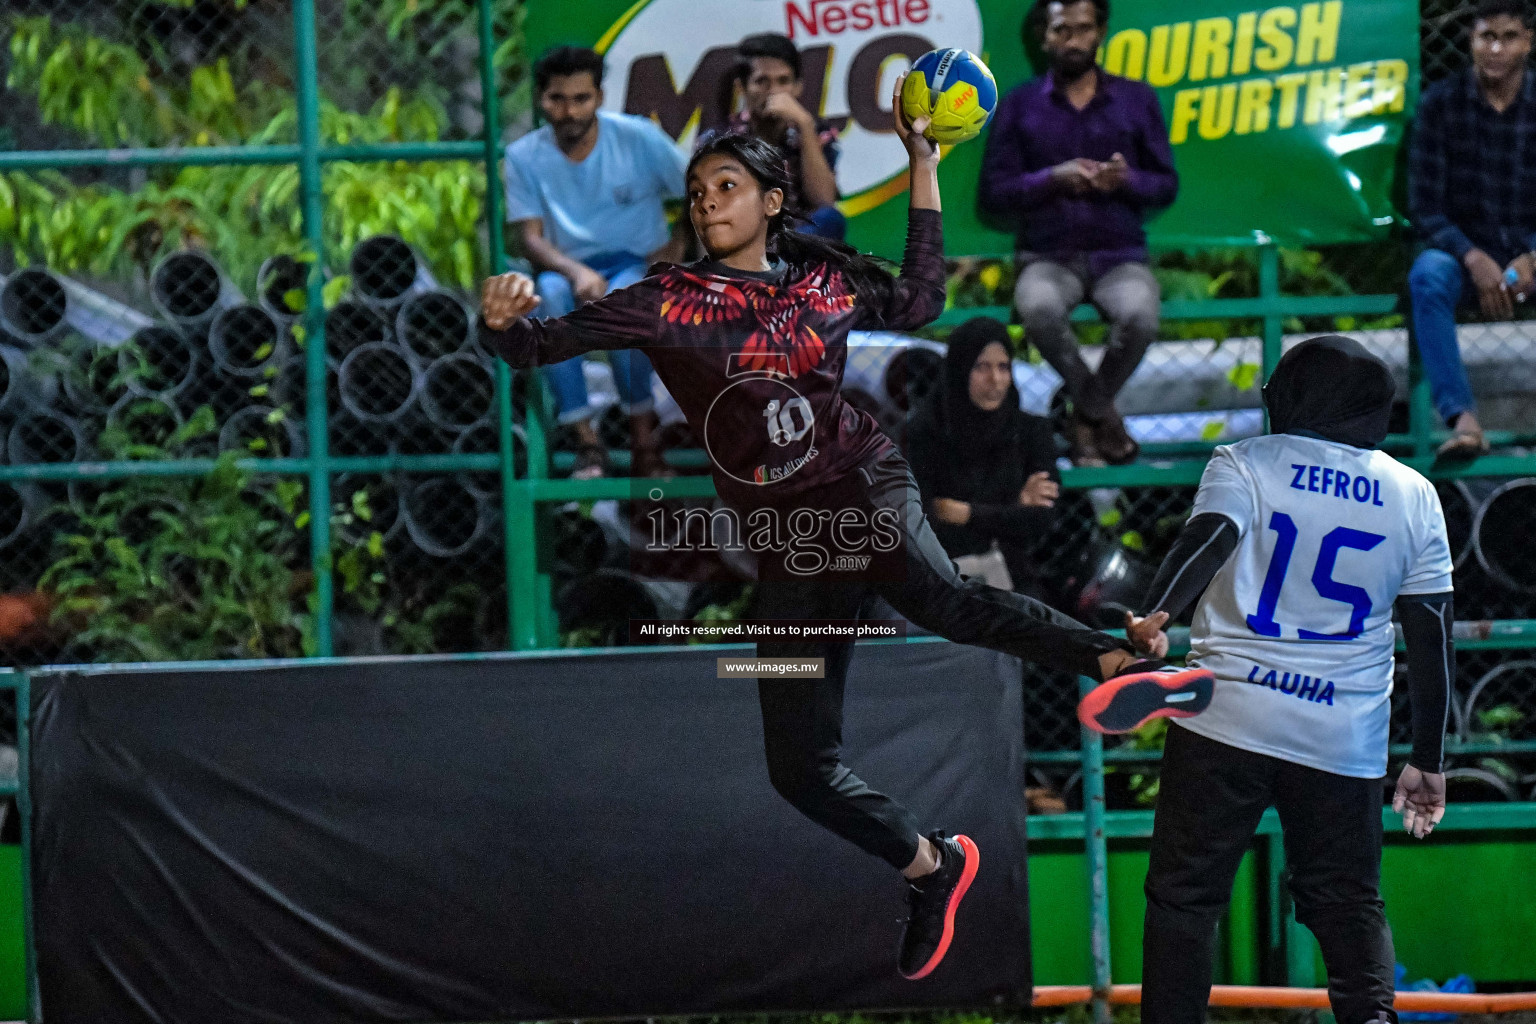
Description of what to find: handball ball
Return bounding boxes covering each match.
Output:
[900,48,998,146]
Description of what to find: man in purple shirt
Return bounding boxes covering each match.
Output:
[980,0,1178,466]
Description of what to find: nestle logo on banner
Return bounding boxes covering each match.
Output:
[784,0,931,39]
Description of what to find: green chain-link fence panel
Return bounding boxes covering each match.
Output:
[0,0,526,665]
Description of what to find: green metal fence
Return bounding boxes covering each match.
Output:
[2,5,1536,1016]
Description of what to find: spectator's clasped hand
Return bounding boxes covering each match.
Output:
[761,91,817,135]
[1052,153,1130,195]
[481,272,541,330]
[1464,248,1536,318]
[1465,248,1514,319]
[1019,471,1059,508]
[570,264,609,305]
[1504,251,1535,304]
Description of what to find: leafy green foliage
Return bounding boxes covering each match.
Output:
[41,448,312,662]
[7,17,287,148]
[1,0,526,292]
[1118,717,1169,807]
[29,382,432,662]
[1,98,486,290]
[687,585,756,645]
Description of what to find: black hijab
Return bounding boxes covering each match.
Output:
[940,317,1025,451]
[1263,334,1395,449]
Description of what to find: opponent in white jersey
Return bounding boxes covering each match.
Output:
[1080,336,1456,1024]
[1175,425,1452,777]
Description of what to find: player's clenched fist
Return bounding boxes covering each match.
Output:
[481,272,540,330]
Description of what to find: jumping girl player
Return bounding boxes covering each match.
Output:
[479,75,1212,980]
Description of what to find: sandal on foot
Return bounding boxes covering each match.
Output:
[571,443,610,479]
[1436,427,1489,460]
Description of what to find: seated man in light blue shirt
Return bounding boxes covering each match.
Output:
[504,46,687,477]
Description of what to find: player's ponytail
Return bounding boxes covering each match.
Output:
[687,132,897,312]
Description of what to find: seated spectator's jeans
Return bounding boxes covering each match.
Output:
[1013,256,1160,420]
[1407,248,1478,424]
[802,204,847,241]
[536,252,655,426]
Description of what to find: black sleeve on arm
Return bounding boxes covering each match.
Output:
[904,417,948,508]
[1397,592,1455,774]
[1141,512,1240,620]
[477,281,657,369]
[969,502,1049,540]
[864,208,946,331]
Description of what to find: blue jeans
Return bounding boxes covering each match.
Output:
[536,252,655,426]
[1407,248,1478,424]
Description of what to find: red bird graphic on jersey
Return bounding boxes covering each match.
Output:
[476,206,946,509]
[657,265,855,379]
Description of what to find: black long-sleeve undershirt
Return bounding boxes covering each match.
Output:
[1143,513,1239,621]
[1397,592,1454,774]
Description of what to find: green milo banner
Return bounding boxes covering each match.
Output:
[522,0,1419,258]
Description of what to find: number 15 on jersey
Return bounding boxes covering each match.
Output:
[1246,512,1387,641]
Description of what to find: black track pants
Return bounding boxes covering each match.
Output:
[1142,725,1397,1024]
[750,446,1126,869]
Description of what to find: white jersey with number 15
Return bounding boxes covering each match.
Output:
[1178,433,1453,778]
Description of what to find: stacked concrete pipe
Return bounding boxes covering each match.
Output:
[400,475,487,558]
[1472,478,1536,593]
[1,268,151,348]
[150,251,242,329]
[349,235,437,312]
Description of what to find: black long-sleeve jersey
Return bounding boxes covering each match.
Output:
[478,209,946,512]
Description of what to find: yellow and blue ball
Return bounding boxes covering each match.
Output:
[900,48,998,146]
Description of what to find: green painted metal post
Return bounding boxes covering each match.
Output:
[293,0,333,656]
[1259,242,1282,434]
[1266,832,1285,976]
[16,675,37,1023]
[476,0,538,650]
[477,0,547,650]
[1078,675,1112,1024]
[1225,855,1259,985]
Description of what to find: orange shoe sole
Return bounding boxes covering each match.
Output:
[901,834,980,981]
[1078,666,1214,734]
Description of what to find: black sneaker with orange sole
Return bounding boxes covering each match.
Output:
[898,832,979,980]
[1078,661,1215,734]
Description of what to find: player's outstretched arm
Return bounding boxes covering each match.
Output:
[1393,592,1454,839]
[870,73,946,333]
[1126,512,1241,655]
[478,270,655,369]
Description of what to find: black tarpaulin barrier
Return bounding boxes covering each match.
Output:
[30,640,1033,1023]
